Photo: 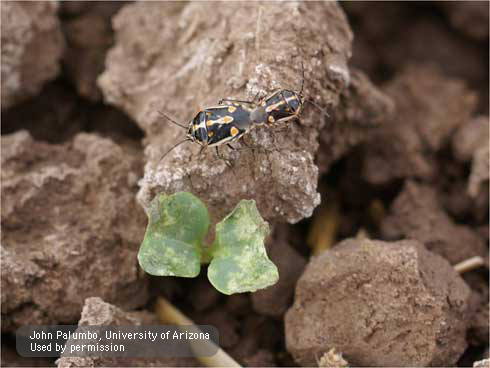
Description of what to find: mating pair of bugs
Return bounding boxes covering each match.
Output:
[159,64,327,162]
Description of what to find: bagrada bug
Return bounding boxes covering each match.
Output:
[159,63,328,162]
[219,62,328,129]
[158,103,253,161]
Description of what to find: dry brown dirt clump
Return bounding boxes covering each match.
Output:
[362,64,478,185]
[1,131,148,331]
[452,116,490,199]
[57,297,199,367]
[285,238,471,367]
[437,2,489,41]
[1,1,64,109]
[316,68,395,173]
[473,358,490,368]
[60,1,127,101]
[98,1,355,224]
[345,2,487,90]
[381,181,487,265]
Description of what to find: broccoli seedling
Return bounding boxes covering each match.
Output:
[137,192,278,294]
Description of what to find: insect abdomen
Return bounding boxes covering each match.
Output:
[193,105,252,146]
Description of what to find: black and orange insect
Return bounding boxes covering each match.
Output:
[219,62,328,128]
[158,103,253,161]
[159,63,328,162]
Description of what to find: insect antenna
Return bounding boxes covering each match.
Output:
[299,60,305,95]
[305,98,330,118]
[159,139,191,162]
[158,110,188,129]
[295,61,329,119]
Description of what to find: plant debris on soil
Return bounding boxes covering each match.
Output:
[1,1,488,367]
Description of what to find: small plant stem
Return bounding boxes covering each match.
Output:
[453,256,486,274]
[154,297,241,367]
[307,199,340,255]
[368,199,386,228]
[200,244,214,264]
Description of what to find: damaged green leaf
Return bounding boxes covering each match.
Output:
[138,193,278,294]
[137,192,209,277]
[208,200,279,295]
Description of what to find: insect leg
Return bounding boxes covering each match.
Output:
[240,139,257,161]
[198,145,206,158]
[227,141,254,155]
[215,146,235,172]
